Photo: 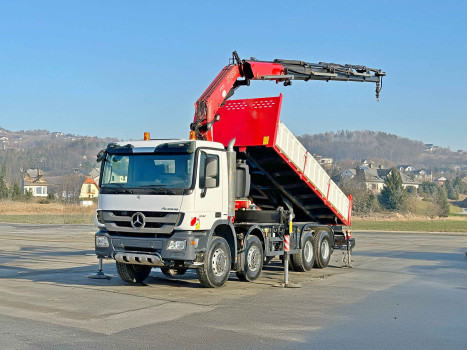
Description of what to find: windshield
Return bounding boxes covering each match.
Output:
[101,153,194,194]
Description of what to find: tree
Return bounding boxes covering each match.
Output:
[0,173,8,199]
[10,182,23,200]
[339,175,380,214]
[434,186,450,217]
[379,168,407,211]
[419,181,438,197]
[444,179,459,200]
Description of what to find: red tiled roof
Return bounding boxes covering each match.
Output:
[84,177,99,188]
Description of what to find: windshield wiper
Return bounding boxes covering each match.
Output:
[102,183,133,194]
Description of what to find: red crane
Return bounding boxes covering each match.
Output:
[191,51,385,141]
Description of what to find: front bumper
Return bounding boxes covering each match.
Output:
[95,230,208,265]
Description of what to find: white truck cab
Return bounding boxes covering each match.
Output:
[95,139,237,287]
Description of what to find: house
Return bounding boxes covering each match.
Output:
[361,159,375,167]
[313,154,333,170]
[88,167,100,182]
[339,166,420,193]
[397,165,415,173]
[436,177,447,186]
[0,136,8,149]
[424,144,439,152]
[414,169,431,182]
[79,176,99,199]
[21,168,49,197]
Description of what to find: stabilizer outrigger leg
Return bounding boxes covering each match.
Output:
[88,257,111,279]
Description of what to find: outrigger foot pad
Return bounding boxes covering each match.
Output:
[88,258,111,280]
[274,281,301,288]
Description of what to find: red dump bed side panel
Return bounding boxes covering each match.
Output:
[212,95,282,148]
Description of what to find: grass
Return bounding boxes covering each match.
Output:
[1,199,465,232]
[0,214,94,225]
[0,199,95,225]
[351,219,467,233]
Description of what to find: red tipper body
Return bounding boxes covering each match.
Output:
[211,94,351,226]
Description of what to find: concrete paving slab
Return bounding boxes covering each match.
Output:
[1,223,466,349]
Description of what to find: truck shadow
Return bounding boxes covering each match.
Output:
[1,246,347,289]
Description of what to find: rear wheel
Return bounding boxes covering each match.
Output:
[291,233,314,271]
[236,235,263,282]
[197,237,231,288]
[313,230,332,268]
[116,262,152,283]
[160,267,187,277]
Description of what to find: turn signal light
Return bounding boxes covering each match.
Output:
[143,132,150,140]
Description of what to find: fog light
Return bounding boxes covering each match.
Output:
[96,235,109,248]
[167,240,186,251]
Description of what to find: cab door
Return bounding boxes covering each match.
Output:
[192,151,224,230]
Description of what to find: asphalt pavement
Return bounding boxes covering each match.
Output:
[0,223,466,349]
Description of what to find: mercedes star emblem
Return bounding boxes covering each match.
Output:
[131,212,145,229]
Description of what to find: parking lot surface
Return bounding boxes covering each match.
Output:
[0,223,466,349]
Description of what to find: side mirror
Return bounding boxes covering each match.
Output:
[201,156,218,198]
[96,149,106,163]
[204,156,218,189]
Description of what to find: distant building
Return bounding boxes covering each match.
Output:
[436,177,447,186]
[338,165,420,193]
[0,136,8,149]
[424,144,441,152]
[397,165,415,173]
[79,176,99,199]
[313,154,333,170]
[414,169,431,182]
[21,168,49,197]
[88,167,100,182]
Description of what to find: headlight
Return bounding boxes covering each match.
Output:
[96,235,109,248]
[167,239,186,251]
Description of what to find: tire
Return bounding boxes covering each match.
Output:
[160,267,187,277]
[116,261,152,283]
[313,230,332,268]
[197,236,231,288]
[236,235,264,282]
[291,233,314,272]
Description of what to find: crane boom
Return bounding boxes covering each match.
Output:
[192,51,385,141]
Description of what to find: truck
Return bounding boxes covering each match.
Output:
[94,52,385,287]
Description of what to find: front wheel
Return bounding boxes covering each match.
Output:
[116,262,152,283]
[314,230,332,268]
[236,235,263,282]
[197,237,231,288]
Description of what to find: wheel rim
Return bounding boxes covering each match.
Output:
[211,247,227,277]
[321,239,330,260]
[247,245,261,272]
[304,240,313,262]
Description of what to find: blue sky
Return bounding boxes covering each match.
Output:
[1,1,466,150]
